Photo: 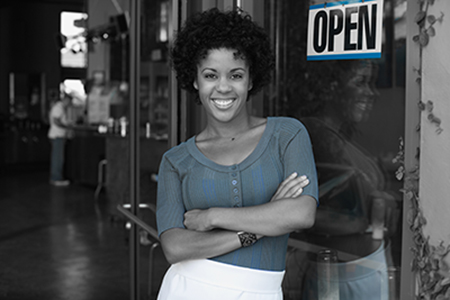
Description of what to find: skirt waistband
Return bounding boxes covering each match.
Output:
[171,259,285,293]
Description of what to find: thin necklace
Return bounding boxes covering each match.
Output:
[207,128,247,142]
[206,119,258,142]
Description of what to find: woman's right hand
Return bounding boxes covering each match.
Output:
[271,173,310,202]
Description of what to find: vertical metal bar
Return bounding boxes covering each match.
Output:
[179,0,189,142]
[266,0,276,117]
[168,0,180,147]
[279,1,286,115]
[274,0,281,116]
[129,0,140,299]
[400,0,421,299]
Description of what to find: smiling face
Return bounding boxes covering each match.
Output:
[343,61,377,123]
[194,48,253,124]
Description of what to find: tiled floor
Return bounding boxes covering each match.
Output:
[0,166,169,300]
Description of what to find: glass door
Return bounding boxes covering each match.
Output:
[134,0,171,298]
[82,0,170,298]
[264,1,406,299]
[89,0,406,298]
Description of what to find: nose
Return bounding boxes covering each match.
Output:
[216,77,232,93]
[360,81,375,97]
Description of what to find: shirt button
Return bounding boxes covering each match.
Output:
[233,188,239,194]
[232,173,237,177]
[233,204,240,208]
[231,165,237,170]
[232,180,237,185]
[234,196,239,201]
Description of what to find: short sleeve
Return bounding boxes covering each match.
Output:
[156,155,186,236]
[283,124,319,205]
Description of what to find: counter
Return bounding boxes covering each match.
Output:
[66,125,105,186]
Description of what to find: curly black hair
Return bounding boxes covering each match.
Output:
[170,8,274,102]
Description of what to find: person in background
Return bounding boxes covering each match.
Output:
[48,93,73,186]
[155,8,318,300]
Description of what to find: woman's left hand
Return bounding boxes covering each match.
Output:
[184,209,214,232]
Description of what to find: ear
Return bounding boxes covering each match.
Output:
[248,80,253,91]
[193,80,198,90]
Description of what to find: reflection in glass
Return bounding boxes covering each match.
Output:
[317,249,339,300]
[294,59,400,300]
[300,60,395,236]
[266,1,405,299]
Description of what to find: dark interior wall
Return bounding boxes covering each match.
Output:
[0,0,84,116]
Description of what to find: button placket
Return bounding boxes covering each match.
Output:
[229,165,242,207]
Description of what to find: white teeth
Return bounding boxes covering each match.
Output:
[355,102,368,110]
[213,99,234,106]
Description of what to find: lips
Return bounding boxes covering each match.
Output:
[212,98,235,109]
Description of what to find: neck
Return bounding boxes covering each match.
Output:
[204,114,254,140]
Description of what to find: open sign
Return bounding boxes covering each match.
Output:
[307,0,384,61]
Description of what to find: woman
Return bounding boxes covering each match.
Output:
[156,8,318,299]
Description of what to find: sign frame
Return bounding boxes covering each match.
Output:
[307,0,384,61]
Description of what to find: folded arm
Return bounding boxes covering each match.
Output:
[204,194,317,236]
[160,228,241,264]
[160,173,316,264]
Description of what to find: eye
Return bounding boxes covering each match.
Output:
[351,76,365,87]
[203,73,217,80]
[231,73,244,80]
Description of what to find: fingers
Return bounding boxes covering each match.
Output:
[281,173,302,194]
[273,172,310,200]
[282,173,308,197]
[284,175,309,198]
[292,187,304,198]
[272,172,298,199]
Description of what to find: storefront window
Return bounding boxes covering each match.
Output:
[263,1,406,299]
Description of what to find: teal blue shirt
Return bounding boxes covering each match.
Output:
[156,117,318,271]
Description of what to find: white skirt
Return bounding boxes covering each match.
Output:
[157,259,285,300]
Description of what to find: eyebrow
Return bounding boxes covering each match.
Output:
[200,67,247,73]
